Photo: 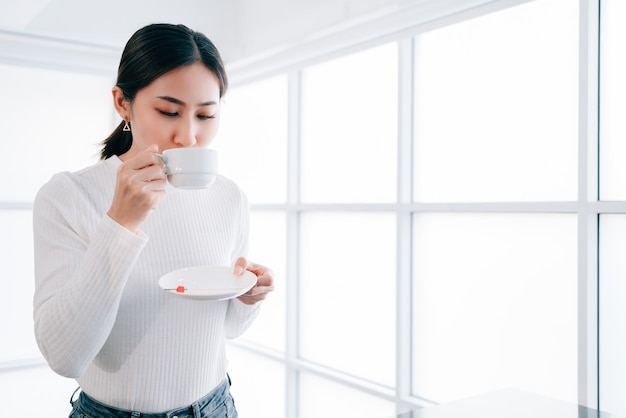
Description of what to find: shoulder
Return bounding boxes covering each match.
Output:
[201,175,250,219]
[211,175,249,202]
[34,158,119,209]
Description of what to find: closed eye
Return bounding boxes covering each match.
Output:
[198,114,216,120]
[159,110,178,117]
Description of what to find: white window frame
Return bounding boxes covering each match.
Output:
[228,0,602,413]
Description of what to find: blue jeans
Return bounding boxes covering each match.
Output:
[68,378,237,418]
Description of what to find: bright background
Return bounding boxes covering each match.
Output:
[2,0,625,417]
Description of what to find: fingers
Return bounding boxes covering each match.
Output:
[234,257,274,278]
[233,258,275,287]
[117,163,164,188]
[124,145,163,172]
[243,284,275,297]
[107,145,167,233]
[233,256,248,275]
[237,287,273,304]
[115,150,166,194]
[234,257,275,304]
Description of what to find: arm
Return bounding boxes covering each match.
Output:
[225,259,275,338]
[223,189,275,338]
[33,177,147,378]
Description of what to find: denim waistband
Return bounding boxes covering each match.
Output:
[72,377,231,418]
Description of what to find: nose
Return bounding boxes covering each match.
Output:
[173,120,197,147]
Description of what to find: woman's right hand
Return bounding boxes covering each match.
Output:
[107,144,167,234]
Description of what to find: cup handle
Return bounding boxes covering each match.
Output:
[155,153,168,174]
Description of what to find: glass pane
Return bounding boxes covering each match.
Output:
[0,365,76,416]
[413,0,578,202]
[299,212,396,386]
[217,75,288,204]
[239,210,286,352]
[299,372,397,418]
[412,213,577,403]
[0,210,41,361]
[300,43,398,203]
[226,345,286,418]
[0,64,111,201]
[599,0,626,200]
[599,215,626,416]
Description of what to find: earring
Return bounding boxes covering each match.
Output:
[123,120,131,132]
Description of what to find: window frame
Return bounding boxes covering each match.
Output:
[229,0,602,413]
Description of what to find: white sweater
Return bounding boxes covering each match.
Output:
[33,156,260,412]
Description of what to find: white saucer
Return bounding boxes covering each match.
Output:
[158,265,257,300]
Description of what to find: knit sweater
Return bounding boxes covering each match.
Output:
[32,156,261,412]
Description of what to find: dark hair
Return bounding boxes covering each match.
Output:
[100,23,228,159]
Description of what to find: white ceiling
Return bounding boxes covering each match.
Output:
[0,0,513,75]
[0,0,424,65]
[0,0,237,57]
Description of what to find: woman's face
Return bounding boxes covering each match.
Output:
[117,62,222,160]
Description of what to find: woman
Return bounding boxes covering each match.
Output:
[33,23,274,417]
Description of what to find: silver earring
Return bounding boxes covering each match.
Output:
[123,120,131,132]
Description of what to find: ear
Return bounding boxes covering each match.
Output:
[112,86,130,120]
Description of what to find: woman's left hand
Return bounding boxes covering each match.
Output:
[234,257,275,305]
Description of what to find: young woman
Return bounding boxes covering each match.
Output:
[33,23,274,418]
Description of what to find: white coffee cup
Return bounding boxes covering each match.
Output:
[156,148,218,189]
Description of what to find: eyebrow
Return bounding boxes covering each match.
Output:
[157,96,218,107]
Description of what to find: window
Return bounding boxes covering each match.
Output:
[300,43,398,204]
[412,213,577,402]
[413,0,578,203]
[299,212,397,386]
[0,63,112,416]
[0,64,110,364]
[599,0,626,416]
[218,75,288,204]
[0,64,110,202]
[298,44,398,388]
[599,0,626,200]
[218,75,288,353]
[411,0,579,403]
[225,0,589,415]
